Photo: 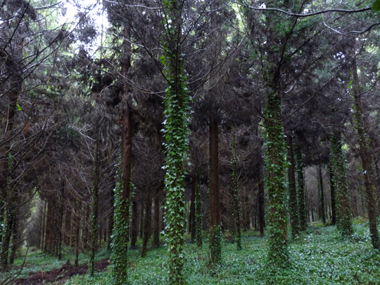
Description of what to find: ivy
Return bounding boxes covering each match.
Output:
[330,134,353,237]
[161,0,190,283]
[209,225,222,265]
[263,92,289,268]
[111,162,129,285]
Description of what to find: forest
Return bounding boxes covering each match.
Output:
[2,0,380,284]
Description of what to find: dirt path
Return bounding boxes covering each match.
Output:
[12,259,110,284]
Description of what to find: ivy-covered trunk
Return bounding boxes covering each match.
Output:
[287,135,299,237]
[329,165,336,226]
[264,90,289,267]
[295,147,307,231]
[161,0,189,283]
[111,22,133,283]
[89,129,101,276]
[209,110,221,264]
[189,173,196,243]
[230,137,241,250]
[330,133,352,237]
[351,59,378,248]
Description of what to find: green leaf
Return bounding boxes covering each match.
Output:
[372,0,380,10]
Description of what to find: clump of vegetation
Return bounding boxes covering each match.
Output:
[6,223,380,285]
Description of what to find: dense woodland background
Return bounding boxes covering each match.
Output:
[2,0,380,283]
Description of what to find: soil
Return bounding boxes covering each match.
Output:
[12,259,110,284]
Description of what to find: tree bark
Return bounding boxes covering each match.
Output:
[329,165,336,225]
[295,147,307,231]
[351,57,379,248]
[209,110,221,264]
[318,165,326,224]
[287,135,299,237]
[141,197,152,257]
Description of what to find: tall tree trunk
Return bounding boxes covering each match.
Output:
[130,198,138,249]
[230,137,241,250]
[295,147,307,231]
[89,131,101,276]
[189,173,196,243]
[264,90,288,267]
[141,197,152,257]
[195,178,203,247]
[318,165,326,224]
[330,133,353,236]
[329,165,336,225]
[209,110,221,264]
[152,190,161,248]
[287,135,299,237]
[351,58,379,248]
[74,202,80,267]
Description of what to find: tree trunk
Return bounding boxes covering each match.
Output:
[295,147,307,231]
[318,165,326,224]
[329,166,336,225]
[287,135,299,237]
[130,198,138,249]
[209,110,221,264]
[351,58,379,248]
[89,132,101,276]
[330,133,353,236]
[152,190,160,248]
[141,197,152,257]
[264,90,288,267]
[189,173,196,243]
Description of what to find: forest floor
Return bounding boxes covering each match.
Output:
[3,220,380,284]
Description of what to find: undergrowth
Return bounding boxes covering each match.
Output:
[7,222,380,284]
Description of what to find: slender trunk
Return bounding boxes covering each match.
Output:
[89,132,101,276]
[209,110,221,264]
[74,205,80,267]
[258,176,265,237]
[195,180,202,247]
[130,198,138,249]
[230,137,241,250]
[318,165,326,224]
[141,197,152,257]
[189,173,196,243]
[9,211,18,265]
[351,58,379,248]
[287,135,299,237]
[295,147,307,231]
[152,190,160,248]
[329,166,336,225]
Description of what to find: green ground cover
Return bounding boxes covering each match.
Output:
[5,221,380,284]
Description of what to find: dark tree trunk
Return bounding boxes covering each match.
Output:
[351,58,379,248]
[287,135,299,237]
[45,202,56,254]
[209,110,221,264]
[130,198,138,249]
[74,204,80,267]
[318,165,326,224]
[189,173,196,243]
[329,166,336,225]
[258,177,265,237]
[295,147,307,231]
[330,133,352,236]
[141,197,152,257]
[89,132,101,276]
[152,190,160,248]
